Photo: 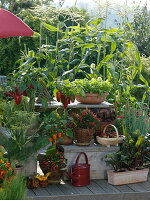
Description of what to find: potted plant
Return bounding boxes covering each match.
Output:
[39,146,67,184]
[96,124,125,147]
[42,110,74,145]
[54,80,80,109]
[0,100,49,175]
[69,109,99,146]
[104,130,149,185]
[73,77,112,104]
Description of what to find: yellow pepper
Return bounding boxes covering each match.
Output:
[35,172,51,181]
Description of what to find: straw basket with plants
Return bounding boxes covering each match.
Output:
[69,109,99,146]
[39,146,67,184]
[96,124,125,147]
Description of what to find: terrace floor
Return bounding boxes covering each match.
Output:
[27,174,150,200]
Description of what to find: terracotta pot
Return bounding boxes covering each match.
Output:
[107,168,149,185]
[74,128,95,146]
[14,165,24,175]
[57,135,73,145]
[76,93,108,104]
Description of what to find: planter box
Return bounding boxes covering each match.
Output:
[107,168,149,185]
[76,93,108,104]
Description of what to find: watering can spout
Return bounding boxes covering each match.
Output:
[67,172,79,182]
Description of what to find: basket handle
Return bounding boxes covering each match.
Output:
[103,124,119,138]
[74,152,88,167]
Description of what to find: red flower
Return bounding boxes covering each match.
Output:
[14,95,22,105]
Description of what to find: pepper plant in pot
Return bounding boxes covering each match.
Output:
[104,130,150,185]
[54,80,80,109]
[69,109,99,146]
[73,77,112,104]
[39,146,67,184]
[42,110,74,145]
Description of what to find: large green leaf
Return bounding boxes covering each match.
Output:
[97,55,114,71]
[88,18,103,26]
[110,42,117,54]
[75,43,95,49]
[42,22,62,32]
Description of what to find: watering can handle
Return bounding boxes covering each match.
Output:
[74,152,89,167]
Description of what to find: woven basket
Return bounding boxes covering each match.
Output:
[74,128,95,146]
[96,124,125,147]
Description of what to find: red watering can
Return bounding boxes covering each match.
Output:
[67,152,90,187]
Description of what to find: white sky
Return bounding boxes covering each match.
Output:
[53,0,150,9]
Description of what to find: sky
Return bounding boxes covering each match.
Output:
[53,0,150,9]
[53,0,149,27]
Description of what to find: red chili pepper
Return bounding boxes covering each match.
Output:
[63,96,70,109]
[56,91,62,102]
[60,93,65,104]
[66,96,70,104]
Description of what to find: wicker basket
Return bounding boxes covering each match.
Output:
[96,124,125,147]
[39,160,66,184]
[74,128,95,146]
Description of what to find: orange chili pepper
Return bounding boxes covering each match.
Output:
[53,134,57,140]
[57,132,62,138]
[49,138,53,143]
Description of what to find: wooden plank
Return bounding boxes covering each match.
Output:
[27,191,150,200]
[45,184,64,195]
[57,182,80,195]
[138,181,150,191]
[147,175,150,182]
[32,187,50,196]
[114,184,134,193]
[127,183,146,192]
[94,179,121,193]
[86,180,106,194]
[57,181,92,195]
[27,189,36,196]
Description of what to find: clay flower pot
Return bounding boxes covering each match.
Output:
[76,93,108,104]
[57,135,73,145]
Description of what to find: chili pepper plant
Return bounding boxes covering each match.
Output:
[69,109,99,129]
[42,110,74,145]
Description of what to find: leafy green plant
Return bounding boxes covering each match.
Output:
[119,103,150,135]
[0,175,26,200]
[69,109,99,129]
[105,130,149,171]
[73,77,112,97]
[42,110,74,145]
[0,100,39,131]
